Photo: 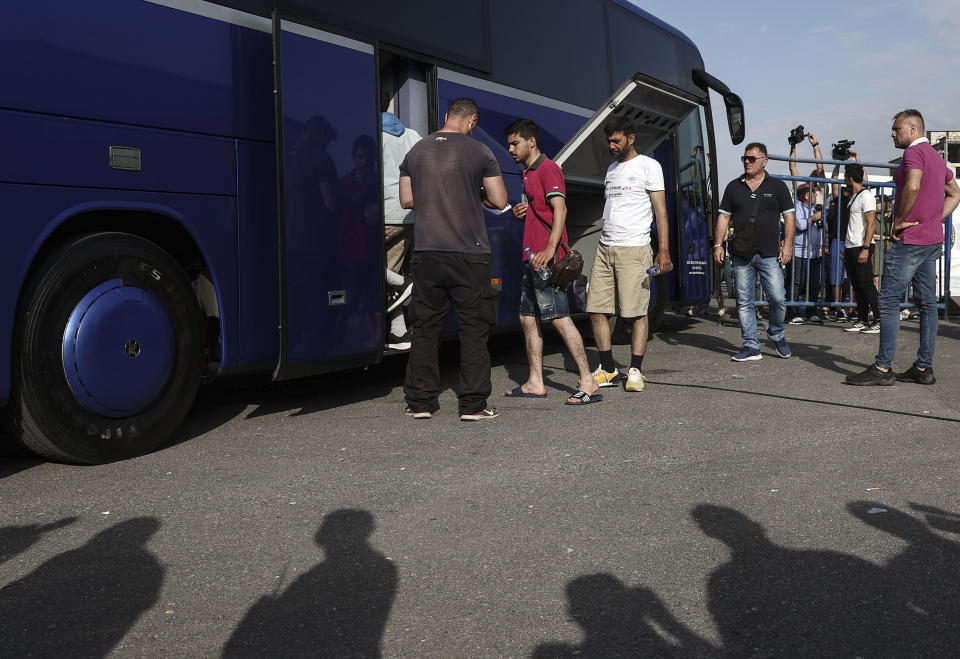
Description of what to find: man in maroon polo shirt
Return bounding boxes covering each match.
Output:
[503,119,600,405]
[846,109,960,385]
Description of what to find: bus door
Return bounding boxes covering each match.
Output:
[272,16,382,379]
[553,75,708,320]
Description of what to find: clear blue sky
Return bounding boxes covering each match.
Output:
[631,0,960,186]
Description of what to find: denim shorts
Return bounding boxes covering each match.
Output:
[518,261,571,321]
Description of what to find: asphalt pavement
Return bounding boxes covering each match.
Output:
[3,308,960,657]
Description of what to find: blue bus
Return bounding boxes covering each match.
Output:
[0,0,744,463]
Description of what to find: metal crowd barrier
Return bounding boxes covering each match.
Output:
[730,153,954,321]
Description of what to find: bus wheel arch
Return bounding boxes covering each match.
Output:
[3,231,205,463]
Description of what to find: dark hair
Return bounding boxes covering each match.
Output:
[797,183,810,202]
[602,115,636,139]
[352,134,376,156]
[845,163,864,184]
[447,97,479,120]
[504,118,540,146]
[743,142,767,156]
[893,108,925,131]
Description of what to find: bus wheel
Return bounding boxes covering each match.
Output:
[610,274,667,343]
[3,233,203,464]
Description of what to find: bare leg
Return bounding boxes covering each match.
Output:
[511,315,547,396]
[590,313,611,351]
[631,316,649,358]
[552,317,599,398]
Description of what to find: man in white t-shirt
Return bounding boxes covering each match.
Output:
[841,163,881,334]
[586,115,672,392]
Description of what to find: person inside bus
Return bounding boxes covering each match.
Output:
[586,116,672,393]
[381,92,422,350]
[501,118,600,405]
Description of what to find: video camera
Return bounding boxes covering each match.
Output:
[832,139,855,161]
[787,125,806,148]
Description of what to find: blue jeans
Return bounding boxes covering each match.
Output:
[875,241,941,369]
[732,254,787,349]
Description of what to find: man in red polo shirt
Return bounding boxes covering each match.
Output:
[846,109,960,385]
[503,119,600,405]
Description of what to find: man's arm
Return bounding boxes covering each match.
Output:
[649,189,673,272]
[892,169,923,234]
[780,211,796,265]
[808,134,824,178]
[529,196,567,270]
[399,176,414,209]
[713,213,731,264]
[859,207,877,263]
[943,178,960,221]
[830,162,841,198]
[481,175,508,210]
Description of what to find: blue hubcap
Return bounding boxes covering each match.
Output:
[62,279,175,418]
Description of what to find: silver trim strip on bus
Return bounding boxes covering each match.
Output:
[144,0,271,32]
[279,20,374,53]
[437,68,594,119]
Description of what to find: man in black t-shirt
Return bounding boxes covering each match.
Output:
[713,143,796,361]
[398,98,507,421]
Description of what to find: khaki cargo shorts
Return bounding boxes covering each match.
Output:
[585,243,653,318]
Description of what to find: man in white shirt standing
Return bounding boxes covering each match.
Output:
[587,116,672,392]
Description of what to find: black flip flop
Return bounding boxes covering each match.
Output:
[564,390,603,405]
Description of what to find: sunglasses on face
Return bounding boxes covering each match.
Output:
[741,155,764,163]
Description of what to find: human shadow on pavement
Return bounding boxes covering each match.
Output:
[848,501,960,654]
[908,502,960,535]
[692,503,915,657]
[0,517,163,657]
[223,509,397,658]
[531,573,718,658]
[0,516,77,565]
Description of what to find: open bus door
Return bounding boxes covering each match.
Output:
[272,15,383,379]
[553,74,710,333]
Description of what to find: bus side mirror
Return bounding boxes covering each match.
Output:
[724,93,745,145]
[692,69,745,145]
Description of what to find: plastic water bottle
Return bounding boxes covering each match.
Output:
[647,262,673,276]
[524,247,552,281]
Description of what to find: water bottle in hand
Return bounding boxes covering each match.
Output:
[525,247,552,281]
[647,262,672,276]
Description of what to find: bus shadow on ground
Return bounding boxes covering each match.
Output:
[534,501,960,657]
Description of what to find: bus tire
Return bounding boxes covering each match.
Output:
[3,233,203,464]
[610,274,667,343]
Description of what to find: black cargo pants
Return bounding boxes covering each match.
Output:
[403,251,499,416]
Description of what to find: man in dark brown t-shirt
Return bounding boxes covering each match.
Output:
[398,98,507,421]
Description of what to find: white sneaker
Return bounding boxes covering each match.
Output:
[624,367,646,392]
[789,316,805,325]
[844,321,867,332]
[860,322,881,334]
[899,309,911,320]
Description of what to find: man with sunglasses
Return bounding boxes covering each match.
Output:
[714,143,797,361]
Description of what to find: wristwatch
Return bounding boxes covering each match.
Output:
[713,243,724,248]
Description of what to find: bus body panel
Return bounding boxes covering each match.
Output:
[276,23,383,371]
[0,109,236,196]
[0,0,274,143]
[236,140,281,368]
